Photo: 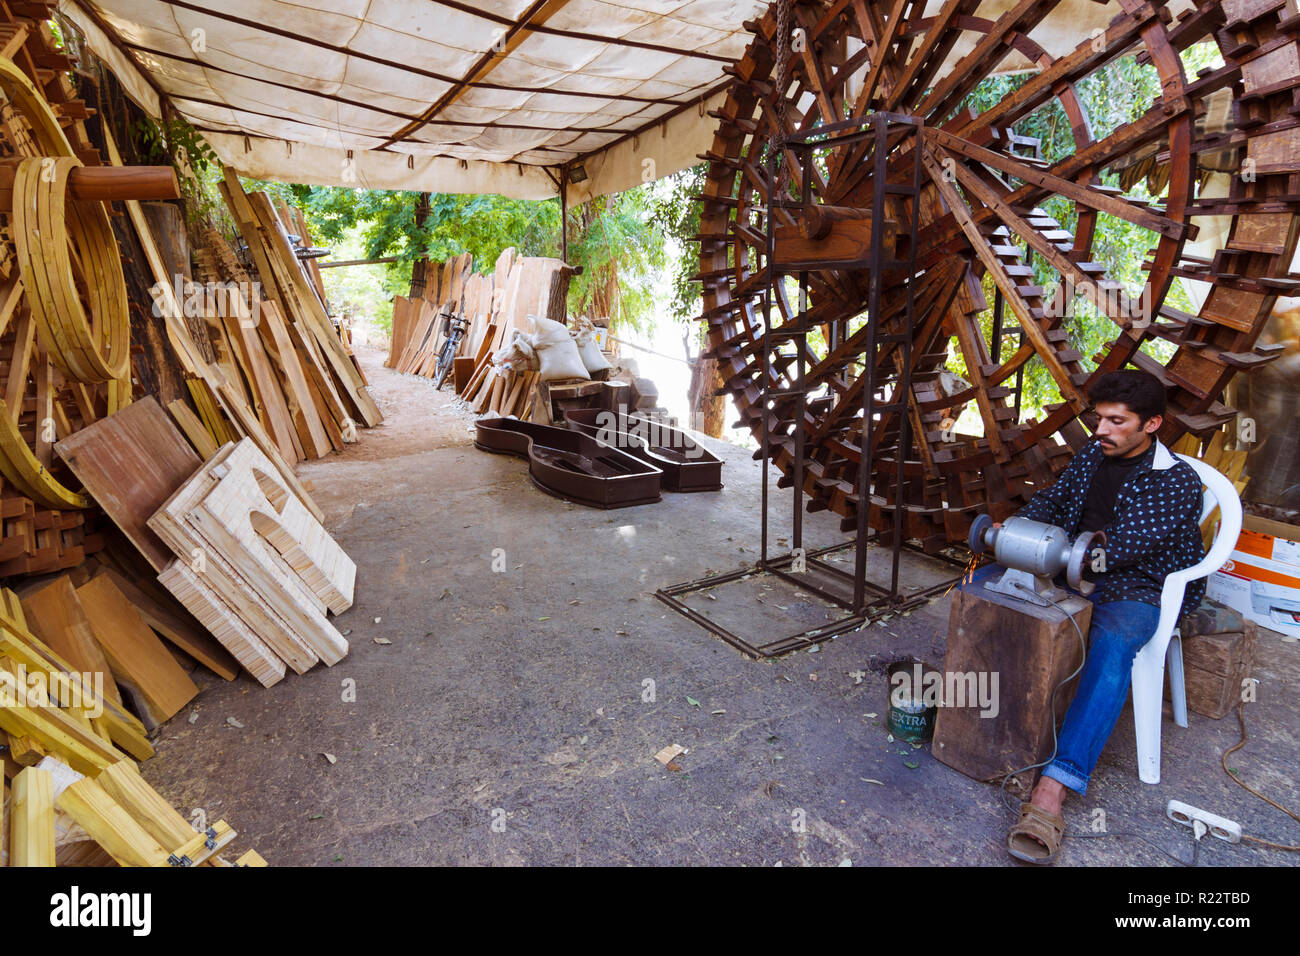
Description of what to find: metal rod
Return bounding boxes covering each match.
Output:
[853,113,889,612]
[560,166,569,264]
[318,256,399,269]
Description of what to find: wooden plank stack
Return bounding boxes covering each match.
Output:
[148,438,354,688]
[100,127,328,526]
[219,170,381,442]
[388,251,573,420]
[185,172,382,469]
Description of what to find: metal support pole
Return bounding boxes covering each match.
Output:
[559,166,569,264]
[853,114,889,612]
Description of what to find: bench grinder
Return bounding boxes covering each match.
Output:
[967,515,1103,606]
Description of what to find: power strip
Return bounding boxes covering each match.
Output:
[1167,800,1242,844]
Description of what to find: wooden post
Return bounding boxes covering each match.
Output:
[932,581,1092,794]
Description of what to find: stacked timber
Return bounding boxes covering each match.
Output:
[190,169,383,463]
[0,587,264,866]
[388,251,573,419]
[150,438,354,688]
[53,398,351,689]
[0,489,103,577]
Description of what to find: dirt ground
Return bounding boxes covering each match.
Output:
[141,345,1300,866]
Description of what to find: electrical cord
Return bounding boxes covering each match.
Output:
[1221,699,1300,852]
[996,579,1196,866]
[996,579,1088,814]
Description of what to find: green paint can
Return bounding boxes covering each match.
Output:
[887,660,938,743]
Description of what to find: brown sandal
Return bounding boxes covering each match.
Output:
[1007,802,1065,864]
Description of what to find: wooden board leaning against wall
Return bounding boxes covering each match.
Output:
[388,249,574,419]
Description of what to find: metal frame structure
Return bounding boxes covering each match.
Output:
[657,113,962,658]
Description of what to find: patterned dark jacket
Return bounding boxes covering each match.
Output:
[1017,437,1206,620]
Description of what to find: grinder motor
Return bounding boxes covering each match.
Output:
[968,515,1103,606]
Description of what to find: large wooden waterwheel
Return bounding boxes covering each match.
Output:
[697,0,1300,550]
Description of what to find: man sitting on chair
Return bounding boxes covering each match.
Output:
[974,369,1205,863]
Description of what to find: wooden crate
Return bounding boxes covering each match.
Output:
[1167,599,1257,719]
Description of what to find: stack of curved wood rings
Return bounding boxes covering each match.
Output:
[12,155,129,383]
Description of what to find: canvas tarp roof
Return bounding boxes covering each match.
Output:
[60,0,1129,202]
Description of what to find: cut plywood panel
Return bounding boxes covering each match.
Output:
[149,443,320,673]
[157,559,286,687]
[156,440,348,662]
[75,575,198,730]
[54,396,202,573]
[203,440,354,613]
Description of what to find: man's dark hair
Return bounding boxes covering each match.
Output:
[1088,369,1167,422]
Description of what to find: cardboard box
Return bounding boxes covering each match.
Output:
[1206,515,1300,636]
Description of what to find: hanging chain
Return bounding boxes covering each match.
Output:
[773,0,792,197]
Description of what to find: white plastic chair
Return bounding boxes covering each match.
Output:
[1130,453,1243,784]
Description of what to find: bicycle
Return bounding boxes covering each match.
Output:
[432,310,469,390]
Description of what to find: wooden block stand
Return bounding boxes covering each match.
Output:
[933,582,1091,795]
[1166,598,1257,719]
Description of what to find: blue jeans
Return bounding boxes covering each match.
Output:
[962,563,1160,795]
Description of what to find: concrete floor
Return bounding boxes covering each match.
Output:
[142,347,1300,866]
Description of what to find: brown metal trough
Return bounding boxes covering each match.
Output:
[563,408,723,492]
[475,417,662,509]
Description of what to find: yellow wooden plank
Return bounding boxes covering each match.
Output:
[10,766,55,867]
[54,776,170,867]
[0,616,152,760]
[166,398,220,459]
[97,760,196,850]
[0,657,131,774]
[167,820,236,866]
[1205,429,1227,468]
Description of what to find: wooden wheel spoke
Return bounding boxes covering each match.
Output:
[917,103,1183,264]
[851,0,909,114]
[824,0,913,186]
[884,0,978,113]
[925,126,1191,240]
[793,5,843,124]
[982,341,1036,389]
[916,0,1064,123]
[804,264,962,441]
[753,99,829,200]
[921,144,1086,410]
[786,280,920,395]
[950,5,1158,140]
[945,151,1148,330]
[948,301,1012,459]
